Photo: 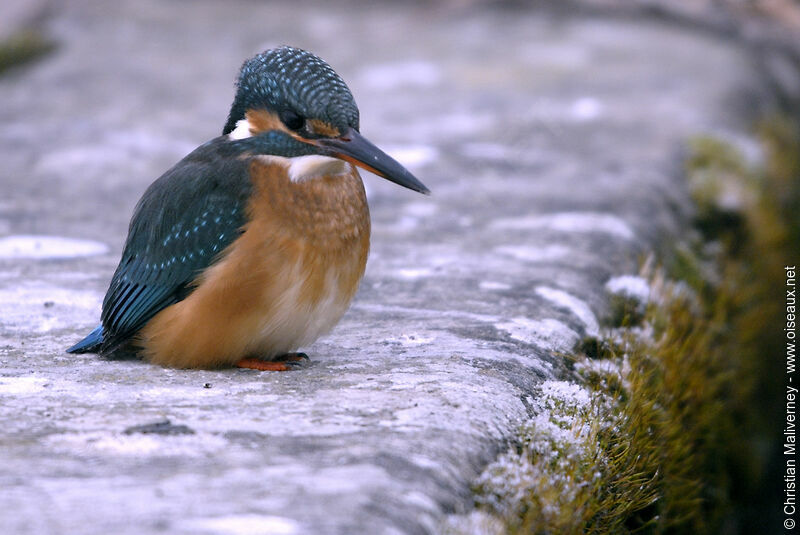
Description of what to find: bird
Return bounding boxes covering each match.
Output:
[67,46,429,371]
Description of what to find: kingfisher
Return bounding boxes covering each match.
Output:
[67,46,429,371]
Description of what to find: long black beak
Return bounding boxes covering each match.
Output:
[316,128,430,195]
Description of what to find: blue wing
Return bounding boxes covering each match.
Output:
[67,325,104,353]
[68,137,254,355]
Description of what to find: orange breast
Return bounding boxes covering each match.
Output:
[136,158,370,369]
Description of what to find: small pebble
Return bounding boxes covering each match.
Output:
[43,301,55,308]
[124,419,195,435]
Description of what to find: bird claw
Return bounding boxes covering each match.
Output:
[274,352,310,363]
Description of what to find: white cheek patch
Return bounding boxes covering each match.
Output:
[228,118,254,140]
[287,155,351,183]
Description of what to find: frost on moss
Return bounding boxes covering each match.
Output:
[466,118,800,534]
[468,376,632,533]
[604,274,651,327]
[468,273,725,534]
[475,380,599,519]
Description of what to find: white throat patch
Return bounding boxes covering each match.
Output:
[256,154,351,183]
[286,155,350,183]
[228,118,254,140]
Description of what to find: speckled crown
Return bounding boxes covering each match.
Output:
[223,46,359,135]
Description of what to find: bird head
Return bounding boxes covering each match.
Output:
[223,46,429,195]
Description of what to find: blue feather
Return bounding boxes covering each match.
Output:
[67,325,104,354]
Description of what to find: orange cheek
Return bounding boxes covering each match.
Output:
[307,119,340,138]
[245,109,287,133]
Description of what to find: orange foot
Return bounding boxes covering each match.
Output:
[236,353,310,371]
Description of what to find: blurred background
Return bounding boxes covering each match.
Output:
[1,0,798,239]
[1,0,798,236]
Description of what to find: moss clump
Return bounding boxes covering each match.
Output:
[469,116,800,534]
[605,292,646,328]
[685,136,752,248]
[577,336,618,360]
[497,272,736,534]
[0,29,55,75]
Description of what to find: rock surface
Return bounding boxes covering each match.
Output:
[0,1,766,534]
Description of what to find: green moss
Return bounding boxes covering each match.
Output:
[684,137,754,256]
[0,30,55,75]
[577,336,618,360]
[471,116,800,534]
[607,292,646,328]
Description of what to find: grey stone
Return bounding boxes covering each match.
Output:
[0,1,768,534]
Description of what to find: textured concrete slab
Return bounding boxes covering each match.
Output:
[0,1,766,534]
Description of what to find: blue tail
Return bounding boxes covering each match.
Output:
[67,325,105,354]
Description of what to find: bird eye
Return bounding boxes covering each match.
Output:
[280,110,305,131]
